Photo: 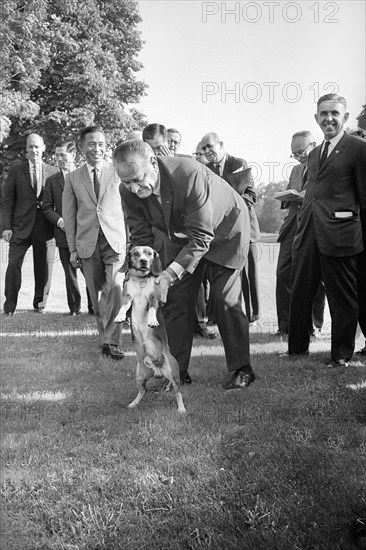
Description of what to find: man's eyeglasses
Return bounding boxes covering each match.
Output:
[290,145,311,158]
[201,143,215,151]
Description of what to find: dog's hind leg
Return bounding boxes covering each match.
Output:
[161,352,186,413]
[128,359,152,409]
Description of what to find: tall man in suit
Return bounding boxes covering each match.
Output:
[201,132,261,325]
[2,133,57,315]
[285,94,366,367]
[43,140,93,315]
[62,126,127,359]
[114,140,256,389]
[276,131,325,336]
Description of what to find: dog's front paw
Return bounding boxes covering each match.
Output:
[147,308,159,327]
[114,311,126,323]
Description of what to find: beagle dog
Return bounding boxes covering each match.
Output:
[115,246,186,413]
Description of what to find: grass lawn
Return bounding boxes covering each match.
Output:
[1,236,365,550]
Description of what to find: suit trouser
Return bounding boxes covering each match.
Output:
[38,238,56,309]
[163,259,250,373]
[288,220,359,361]
[59,247,82,313]
[357,249,366,339]
[80,231,124,346]
[4,213,47,312]
[242,242,260,321]
[276,232,326,332]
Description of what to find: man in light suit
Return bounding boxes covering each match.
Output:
[114,140,256,390]
[62,126,127,359]
[285,94,366,367]
[2,133,57,315]
[201,132,261,325]
[276,131,325,336]
[43,140,93,315]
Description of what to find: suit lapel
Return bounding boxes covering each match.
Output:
[157,160,173,237]
[98,161,108,200]
[23,161,33,191]
[317,135,347,174]
[80,164,97,204]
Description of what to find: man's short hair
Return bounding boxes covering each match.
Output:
[54,140,77,153]
[142,123,167,141]
[113,139,152,164]
[317,94,347,109]
[167,128,181,139]
[25,132,44,144]
[291,131,314,140]
[80,126,105,142]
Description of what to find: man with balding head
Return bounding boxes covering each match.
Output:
[276,130,325,336]
[201,132,261,325]
[115,140,256,390]
[2,133,57,315]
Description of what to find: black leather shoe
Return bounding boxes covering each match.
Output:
[33,308,45,314]
[101,344,125,360]
[194,327,216,339]
[88,307,95,315]
[326,359,356,368]
[279,351,309,358]
[225,369,256,390]
[180,372,192,385]
[3,311,14,316]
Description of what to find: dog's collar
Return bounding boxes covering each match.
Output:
[129,273,152,287]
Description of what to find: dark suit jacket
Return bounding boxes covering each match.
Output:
[43,170,68,248]
[2,160,57,241]
[293,133,366,257]
[120,156,251,273]
[277,163,305,243]
[208,154,261,242]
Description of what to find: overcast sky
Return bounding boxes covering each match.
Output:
[135,0,365,184]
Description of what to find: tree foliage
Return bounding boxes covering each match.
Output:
[255,180,288,234]
[1,0,147,167]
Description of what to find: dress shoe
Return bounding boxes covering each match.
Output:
[225,369,256,391]
[326,359,356,368]
[279,351,309,358]
[276,329,288,337]
[88,306,95,315]
[356,346,366,356]
[194,327,216,339]
[64,311,80,316]
[3,311,14,317]
[180,372,192,385]
[33,308,45,314]
[100,344,125,360]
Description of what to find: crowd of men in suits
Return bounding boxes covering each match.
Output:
[1,93,366,387]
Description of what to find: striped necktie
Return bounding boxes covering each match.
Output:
[319,141,330,168]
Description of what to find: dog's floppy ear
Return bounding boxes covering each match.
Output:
[119,249,131,273]
[151,250,162,276]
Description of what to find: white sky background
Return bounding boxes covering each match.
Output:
[135,0,365,185]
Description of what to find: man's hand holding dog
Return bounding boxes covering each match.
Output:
[155,268,177,304]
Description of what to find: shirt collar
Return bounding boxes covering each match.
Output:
[324,130,345,150]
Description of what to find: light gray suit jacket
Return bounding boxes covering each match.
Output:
[63,161,127,258]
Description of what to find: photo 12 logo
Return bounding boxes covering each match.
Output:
[201,2,340,24]
[201,81,340,103]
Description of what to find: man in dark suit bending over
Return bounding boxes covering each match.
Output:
[284,94,366,367]
[114,140,256,390]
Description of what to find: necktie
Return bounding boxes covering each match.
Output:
[319,141,330,168]
[213,163,220,176]
[32,165,38,194]
[302,167,308,189]
[92,168,100,199]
